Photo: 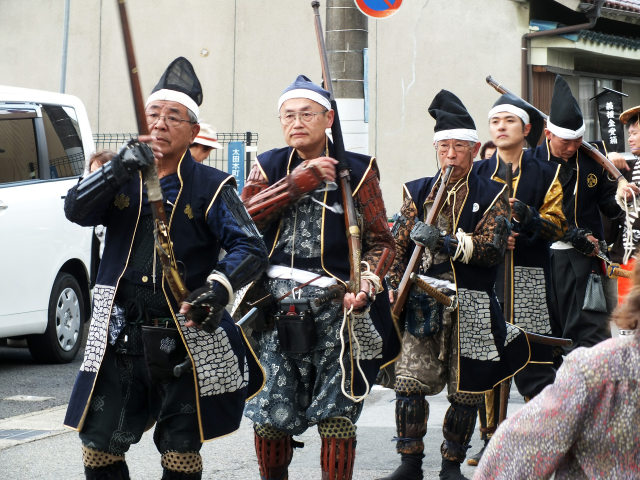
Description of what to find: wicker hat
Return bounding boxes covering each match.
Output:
[620,105,640,124]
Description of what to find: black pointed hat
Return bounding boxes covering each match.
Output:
[488,92,544,147]
[547,75,584,140]
[145,57,202,119]
[428,90,478,143]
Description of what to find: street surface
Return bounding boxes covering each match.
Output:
[3,321,621,479]
[0,324,526,479]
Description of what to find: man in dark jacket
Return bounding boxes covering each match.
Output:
[530,75,635,353]
[241,74,398,480]
[380,90,529,480]
[63,57,268,480]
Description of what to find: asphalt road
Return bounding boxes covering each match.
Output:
[0,321,517,479]
[0,327,87,420]
[6,322,622,478]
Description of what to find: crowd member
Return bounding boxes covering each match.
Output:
[379,90,529,480]
[474,263,640,480]
[607,105,640,301]
[530,75,636,352]
[240,74,398,480]
[478,140,496,160]
[469,94,566,465]
[189,122,223,163]
[63,57,268,480]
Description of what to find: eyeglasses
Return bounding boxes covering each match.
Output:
[278,110,327,125]
[436,142,472,153]
[146,112,194,128]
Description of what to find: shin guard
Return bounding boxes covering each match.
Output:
[320,436,356,480]
[254,425,293,480]
[319,418,357,480]
[160,451,202,479]
[82,445,129,480]
[441,402,477,463]
[394,393,429,455]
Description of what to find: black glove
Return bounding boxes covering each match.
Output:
[410,221,441,250]
[184,281,229,333]
[511,199,533,227]
[111,139,155,181]
[67,139,156,222]
[567,228,596,256]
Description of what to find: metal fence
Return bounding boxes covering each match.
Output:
[93,131,259,174]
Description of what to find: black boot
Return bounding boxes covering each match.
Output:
[439,458,469,480]
[376,453,423,480]
[466,438,487,467]
[161,469,202,479]
[84,461,130,480]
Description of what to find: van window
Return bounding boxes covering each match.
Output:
[0,113,39,183]
[42,105,85,178]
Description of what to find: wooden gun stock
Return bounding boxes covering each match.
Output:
[312,1,361,294]
[485,75,623,182]
[391,165,454,320]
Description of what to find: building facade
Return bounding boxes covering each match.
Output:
[2,0,639,213]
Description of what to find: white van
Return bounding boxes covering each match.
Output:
[0,85,95,363]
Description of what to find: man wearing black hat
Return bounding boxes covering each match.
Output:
[470,93,567,465]
[380,90,529,480]
[531,75,627,353]
[63,57,268,479]
[240,74,397,480]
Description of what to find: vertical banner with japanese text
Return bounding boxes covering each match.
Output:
[228,141,245,192]
[595,90,625,153]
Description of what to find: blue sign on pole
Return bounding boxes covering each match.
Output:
[228,141,245,192]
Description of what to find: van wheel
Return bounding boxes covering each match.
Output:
[28,272,86,363]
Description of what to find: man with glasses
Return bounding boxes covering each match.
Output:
[241,74,397,480]
[380,90,529,480]
[63,57,268,480]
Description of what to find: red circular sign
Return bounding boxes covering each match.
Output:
[354,0,402,18]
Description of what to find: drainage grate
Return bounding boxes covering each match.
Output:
[0,429,51,440]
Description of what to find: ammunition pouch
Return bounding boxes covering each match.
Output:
[141,325,188,383]
[405,286,444,338]
[275,297,316,354]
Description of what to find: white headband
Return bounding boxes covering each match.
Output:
[546,119,585,140]
[278,88,332,111]
[488,104,530,125]
[433,128,479,144]
[146,89,199,120]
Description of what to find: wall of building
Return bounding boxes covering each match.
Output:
[368,0,530,212]
[5,1,637,214]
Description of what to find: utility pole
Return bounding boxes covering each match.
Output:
[325,0,369,153]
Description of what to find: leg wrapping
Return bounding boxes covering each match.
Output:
[82,445,129,480]
[254,425,293,480]
[394,393,428,455]
[161,451,202,478]
[476,398,487,441]
[482,386,500,440]
[320,435,356,480]
[440,402,477,463]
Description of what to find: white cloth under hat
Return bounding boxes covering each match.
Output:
[277,75,332,111]
[428,90,479,143]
